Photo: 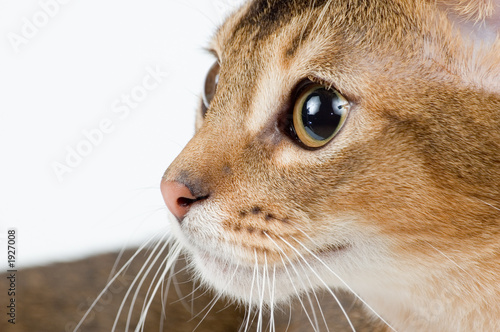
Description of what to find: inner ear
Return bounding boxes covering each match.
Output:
[437,0,500,44]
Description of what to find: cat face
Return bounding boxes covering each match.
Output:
[161,0,500,329]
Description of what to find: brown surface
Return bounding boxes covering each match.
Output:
[0,249,385,331]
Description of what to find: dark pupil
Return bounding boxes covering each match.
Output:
[301,88,344,141]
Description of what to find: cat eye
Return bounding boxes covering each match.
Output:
[202,61,220,111]
[291,83,350,148]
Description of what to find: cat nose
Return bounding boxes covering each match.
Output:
[160,180,205,221]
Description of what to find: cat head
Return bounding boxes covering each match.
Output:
[160,0,500,321]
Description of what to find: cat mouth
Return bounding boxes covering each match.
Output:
[191,240,351,275]
[189,241,352,306]
[314,243,350,256]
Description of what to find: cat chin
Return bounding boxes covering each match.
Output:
[186,242,353,307]
[168,210,375,307]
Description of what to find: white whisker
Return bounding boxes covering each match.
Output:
[242,251,259,332]
[257,251,267,332]
[296,258,330,332]
[191,292,225,332]
[291,233,397,332]
[73,235,166,332]
[116,237,171,331]
[269,265,276,332]
[136,242,179,330]
[425,242,476,280]
[190,277,196,317]
[279,235,356,332]
[134,243,182,332]
[170,268,193,313]
[130,243,170,332]
[188,257,241,322]
[478,198,500,212]
[158,261,178,332]
[170,282,204,305]
[264,234,320,332]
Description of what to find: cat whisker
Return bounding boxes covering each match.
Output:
[114,230,168,280]
[123,237,167,331]
[265,233,321,332]
[73,234,165,331]
[301,260,325,331]
[134,242,182,331]
[158,259,179,332]
[246,309,262,332]
[215,297,239,314]
[290,232,397,332]
[283,300,293,332]
[280,249,321,332]
[116,237,172,331]
[283,262,319,332]
[261,252,274,332]
[279,235,356,332]
[187,289,220,323]
[263,253,274,332]
[169,281,204,305]
[259,252,268,332]
[269,264,277,332]
[296,261,321,332]
[256,250,267,332]
[243,251,259,332]
[187,256,241,323]
[191,292,225,332]
[170,266,193,313]
[190,277,197,316]
[424,241,476,280]
[130,242,170,332]
[296,258,330,332]
[478,198,500,212]
[135,242,181,330]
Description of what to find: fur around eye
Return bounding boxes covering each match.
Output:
[291,83,350,148]
[202,61,220,112]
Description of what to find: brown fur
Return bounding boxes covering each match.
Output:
[163,0,500,331]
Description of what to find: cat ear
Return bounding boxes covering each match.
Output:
[437,0,500,44]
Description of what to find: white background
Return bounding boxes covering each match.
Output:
[0,0,245,268]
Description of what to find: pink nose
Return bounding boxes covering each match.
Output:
[160,180,198,221]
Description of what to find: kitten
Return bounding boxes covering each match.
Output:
[160,0,500,331]
[4,1,498,331]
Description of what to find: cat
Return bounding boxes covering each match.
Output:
[4,0,498,331]
[159,0,500,331]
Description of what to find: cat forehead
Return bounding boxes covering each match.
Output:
[209,1,428,105]
[211,0,430,77]
[214,1,335,59]
[212,0,500,95]
[213,0,416,52]
[227,0,329,41]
